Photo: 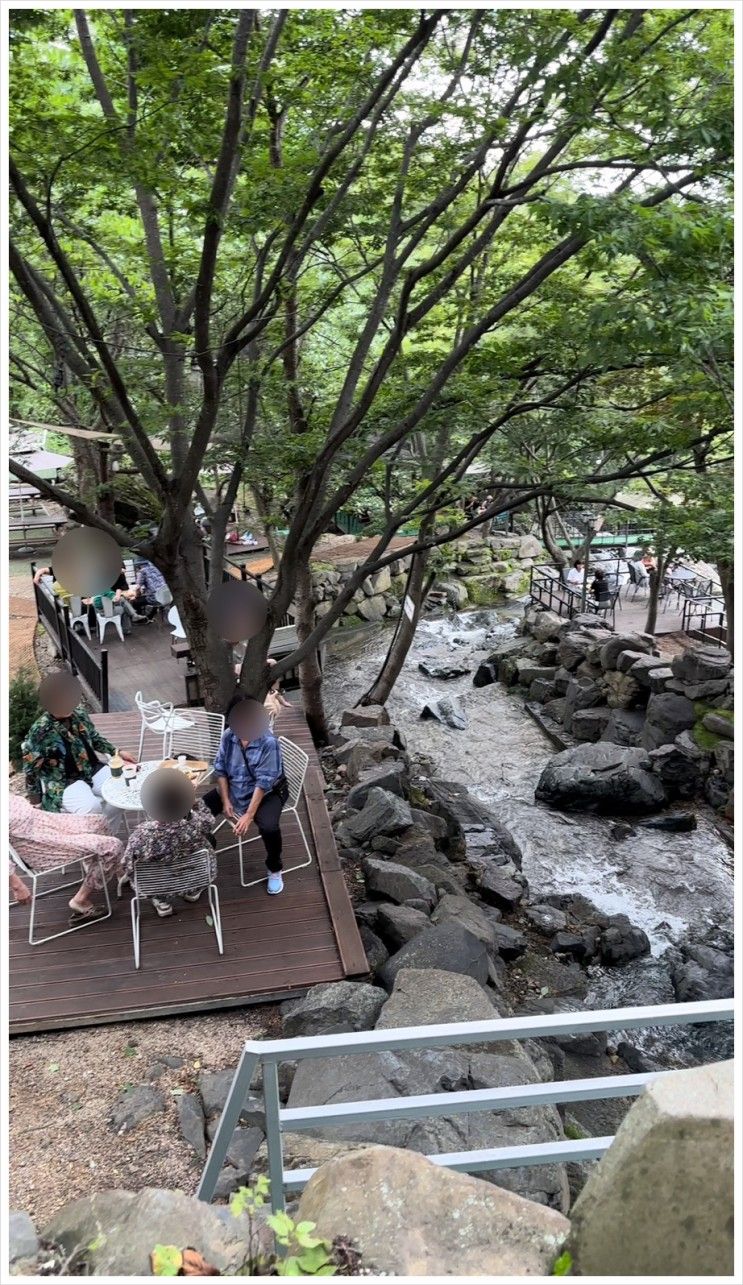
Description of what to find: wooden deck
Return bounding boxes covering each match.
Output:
[9,706,368,1035]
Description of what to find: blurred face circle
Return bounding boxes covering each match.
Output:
[228,698,268,742]
[52,527,122,598]
[140,768,195,823]
[207,581,268,644]
[39,671,83,720]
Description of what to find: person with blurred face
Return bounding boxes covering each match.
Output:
[22,675,136,813]
[203,696,288,895]
[123,770,215,918]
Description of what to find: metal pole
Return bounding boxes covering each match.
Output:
[196,1049,259,1202]
[262,1061,286,1215]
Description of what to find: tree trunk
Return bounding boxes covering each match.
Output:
[644,546,672,636]
[250,485,283,567]
[538,501,567,569]
[359,549,434,707]
[717,558,734,654]
[295,559,329,745]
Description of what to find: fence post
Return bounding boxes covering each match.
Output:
[100,649,109,712]
[262,1062,286,1215]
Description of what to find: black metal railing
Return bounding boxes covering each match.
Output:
[31,568,110,711]
[681,596,728,648]
[529,565,585,618]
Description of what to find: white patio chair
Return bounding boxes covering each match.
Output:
[216,736,312,888]
[135,690,195,761]
[168,605,186,639]
[96,595,125,643]
[155,585,174,626]
[10,842,112,945]
[168,708,225,782]
[129,846,223,968]
[69,594,91,640]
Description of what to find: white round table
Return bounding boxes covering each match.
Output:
[100,760,161,812]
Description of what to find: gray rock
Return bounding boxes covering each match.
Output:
[376,903,430,949]
[563,676,604,733]
[341,705,391,728]
[641,692,695,750]
[491,922,527,960]
[281,981,387,1038]
[599,918,651,965]
[354,900,381,929]
[600,707,646,747]
[358,924,389,974]
[552,667,572,694]
[639,812,697,833]
[409,808,448,841]
[525,903,568,935]
[343,788,414,844]
[378,922,490,991]
[529,678,558,703]
[648,743,703,800]
[9,1210,38,1265]
[363,857,436,910]
[418,658,472,680]
[702,711,734,740]
[536,743,666,814]
[627,655,670,686]
[370,835,399,854]
[550,931,593,962]
[599,632,653,671]
[672,942,733,1003]
[431,894,497,952]
[109,1085,166,1134]
[346,761,408,810]
[646,665,673,693]
[560,612,612,633]
[531,609,563,642]
[472,659,498,687]
[336,725,397,753]
[713,740,734,783]
[42,1188,257,1276]
[420,695,468,730]
[603,669,643,709]
[543,697,567,723]
[475,862,526,910]
[198,1071,265,1128]
[515,660,558,687]
[177,1092,206,1160]
[518,535,543,559]
[571,707,611,742]
[670,646,732,685]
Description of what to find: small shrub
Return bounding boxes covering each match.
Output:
[9,667,41,770]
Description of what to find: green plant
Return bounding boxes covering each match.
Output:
[9,667,41,770]
[563,1121,588,1141]
[552,1249,573,1275]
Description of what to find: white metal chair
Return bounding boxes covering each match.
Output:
[168,605,186,639]
[96,595,125,643]
[168,708,225,782]
[135,690,195,761]
[69,594,91,640]
[129,847,223,968]
[9,842,112,945]
[155,585,174,626]
[216,736,312,888]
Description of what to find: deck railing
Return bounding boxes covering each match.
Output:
[681,595,728,648]
[196,998,733,1212]
[31,571,110,711]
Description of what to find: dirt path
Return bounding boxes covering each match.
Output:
[9,1005,280,1225]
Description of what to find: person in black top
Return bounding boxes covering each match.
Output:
[591,567,612,602]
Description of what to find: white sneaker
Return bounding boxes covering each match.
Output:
[151,897,174,917]
[267,872,284,895]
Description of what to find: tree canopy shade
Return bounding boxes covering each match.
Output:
[9,7,733,720]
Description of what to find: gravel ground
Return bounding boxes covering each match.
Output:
[9,1005,281,1226]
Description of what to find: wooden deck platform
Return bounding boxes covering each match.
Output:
[9,706,368,1035]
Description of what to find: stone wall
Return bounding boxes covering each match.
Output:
[308,533,544,626]
[474,605,734,821]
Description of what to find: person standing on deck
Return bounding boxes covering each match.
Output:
[202,696,288,895]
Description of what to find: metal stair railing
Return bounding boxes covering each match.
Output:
[196,998,733,1211]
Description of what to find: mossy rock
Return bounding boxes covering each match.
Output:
[692,722,720,751]
[310,560,336,572]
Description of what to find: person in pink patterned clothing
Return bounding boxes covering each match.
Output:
[9,794,125,919]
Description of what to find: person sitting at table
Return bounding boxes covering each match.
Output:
[566,559,584,588]
[202,695,288,896]
[22,683,136,814]
[591,567,612,603]
[9,794,125,920]
[134,559,169,617]
[123,771,216,918]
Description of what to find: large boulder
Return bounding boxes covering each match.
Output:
[375,903,430,949]
[599,707,645,747]
[562,676,605,732]
[418,657,472,680]
[346,761,408,810]
[42,1188,260,1276]
[569,1061,734,1277]
[340,705,390,728]
[363,857,436,910]
[531,609,563,643]
[570,706,611,742]
[342,788,413,844]
[598,632,653,671]
[598,916,651,965]
[281,981,387,1038]
[641,692,695,750]
[9,1211,38,1269]
[431,893,498,952]
[420,695,468,730]
[289,969,569,1210]
[535,743,666,814]
[670,646,732,686]
[298,1146,569,1278]
[518,534,543,559]
[377,921,489,991]
[603,670,643,709]
[648,742,704,800]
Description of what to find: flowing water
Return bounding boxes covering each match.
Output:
[325,608,734,1062]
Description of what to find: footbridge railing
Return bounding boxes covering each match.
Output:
[197,998,733,1212]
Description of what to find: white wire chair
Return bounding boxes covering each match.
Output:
[168,709,225,783]
[129,847,223,968]
[135,690,195,761]
[9,841,112,945]
[215,736,312,888]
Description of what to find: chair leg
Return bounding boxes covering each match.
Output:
[28,861,112,945]
[281,810,313,876]
[239,809,313,887]
[114,616,125,642]
[208,884,224,955]
[83,619,91,641]
[131,891,141,969]
[138,720,146,763]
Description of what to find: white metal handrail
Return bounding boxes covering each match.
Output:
[196,998,733,1210]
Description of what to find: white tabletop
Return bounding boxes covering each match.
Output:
[101,760,161,811]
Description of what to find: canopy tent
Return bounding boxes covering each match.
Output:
[10,448,72,480]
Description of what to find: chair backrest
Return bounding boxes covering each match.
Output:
[69,594,84,618]
[135,690,175,727]
[170,709,225,763]
[101,595,115,618]
[626,562,638,586]
[132,847,214,896]
[278,736,309,810]
[155,586,173,607]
